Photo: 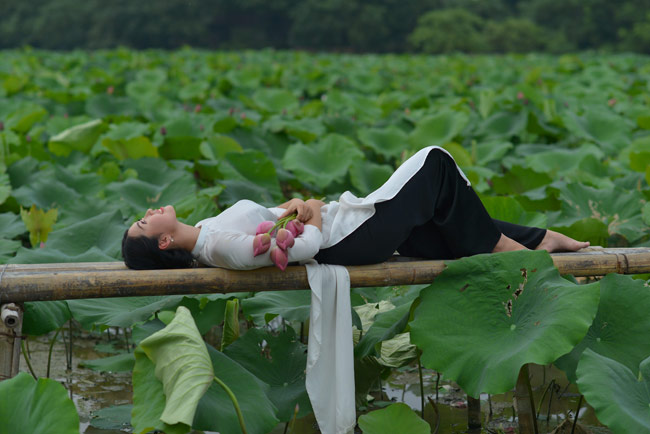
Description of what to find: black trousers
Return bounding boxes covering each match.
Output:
[314,149,546,266]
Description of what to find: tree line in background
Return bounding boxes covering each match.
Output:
[1,0,650,53]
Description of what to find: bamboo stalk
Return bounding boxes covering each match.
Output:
[1,248,650,303]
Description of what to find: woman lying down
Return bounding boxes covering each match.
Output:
[121,146,589,271]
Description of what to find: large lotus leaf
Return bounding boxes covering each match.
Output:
[48,119,104,157]
[89,405,133,431]
[349,160,393,196]
[0,213,25,238]
[22,300,70,336]
[358,125,408,159]
[0,372,79,434]
[138,306,214,426]
[0,171,11,207]
[0,238,21,262]
[358,403,430,434]
[85,94,136,118]
[523,144,603,176]
[549,217,609,247]
[480,195,547,228]
[252,88,298,113]
[562,108,632,155]
[5,103,47,133]
[9,245,117,264]
[101,123,158,160]
[410,250,600,397]
[41,210,125,256]
[53,165,103,197]
[217,150,284,206]
[490,165,552,195]
[551,183,646,243]
[122,157,184,186]
[158,117,204,160]
[475,110,528,140]
[12,176,79,209]
[282,134,364,190]
[106,176,196,214]
[555,274,650,383]
[80,352,135,372]
[264,117,326,143]
[475,141,513,165]
[241,290,311,325]
[68,296,183,330]
[131,348,189,434]
[199,134,242,160]
[408,111,469,148]
[192,345,279,434]
[224,328,312,421]
[576,350,650,434]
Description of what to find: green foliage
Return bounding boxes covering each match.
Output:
[0,372,79,434]
[358,403,430,434]
[409,9,487,53]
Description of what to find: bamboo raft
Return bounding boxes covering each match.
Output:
[2,247,650,434]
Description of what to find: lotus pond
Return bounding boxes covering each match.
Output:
[0,49,650,434]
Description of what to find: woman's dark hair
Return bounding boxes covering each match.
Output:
[121,229,196,270]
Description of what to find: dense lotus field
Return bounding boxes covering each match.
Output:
[1,49,650,433]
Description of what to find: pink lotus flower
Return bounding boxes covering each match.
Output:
[256,220,275,235]
[285,220,304,237]
[253,233,271,256]
[270,246,288,271]
[276,228,295,250]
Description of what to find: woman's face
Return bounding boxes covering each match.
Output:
[127,205,177,238]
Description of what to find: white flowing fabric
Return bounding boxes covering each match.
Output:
[304,261,356,434]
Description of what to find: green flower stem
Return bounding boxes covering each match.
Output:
[213,375,247,434]
[267,214,297,235]
[46,328,62,378]
[21,339,38,380]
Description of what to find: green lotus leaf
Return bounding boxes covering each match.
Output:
[48,119,104,157]
[68,296,183,329]
[638,115,650,130]
[491,165,552,195]
[475,110,527,140]
[576,350,650,434]
[480,195,547,228]
[224,328,312,421]
[0,372,79,434]
[562,108,632,155]
[5,103,47,133]
[12,177,80,209]
[241,290,311,325]
[555,274,650,383]
[282,133,364,190]
[42,210,125,256]
[408,111,469,148]
[106,175,196,214]
[89,405,133,431]
[358,403,430,434]
[80,352,135,372]
[355,300,411,359]
[410,250,599,397]
[358,125,408,159]
[102,136,158,160]
[20,205,57,247]
[217,150,284,207]
[199,134,242,160]
[0,213,24,239]
[22,300,70,336]
[9,246,117,264]
[265,117,326,143]
[252,88,298,113]
[377,332,418,368]
[349,160,393,196]
[138,306,214,426]
[551,183,646,243]
[474,140,513,165]
[85,94,135,118]
[523,144,603,176]
[549,217,609,247]
[0,238,21,262]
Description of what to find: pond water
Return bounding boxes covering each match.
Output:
[18,328,611,434]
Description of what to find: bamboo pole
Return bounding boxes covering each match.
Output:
[1,248,650,303]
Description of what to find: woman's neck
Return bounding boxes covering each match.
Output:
[172,222,202,252]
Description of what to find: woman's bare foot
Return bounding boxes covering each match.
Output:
[492,234,527,253]
[535,230,590,253]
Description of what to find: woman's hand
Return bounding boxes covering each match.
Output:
[278,198,313,222]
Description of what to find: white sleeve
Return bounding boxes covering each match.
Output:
[198,224,323,270]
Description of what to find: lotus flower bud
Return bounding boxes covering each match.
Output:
[256,220,275,235]
[276,228,295,250]
[285,220,304,237]
[270,246,288,271]
[253,233,271,256]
